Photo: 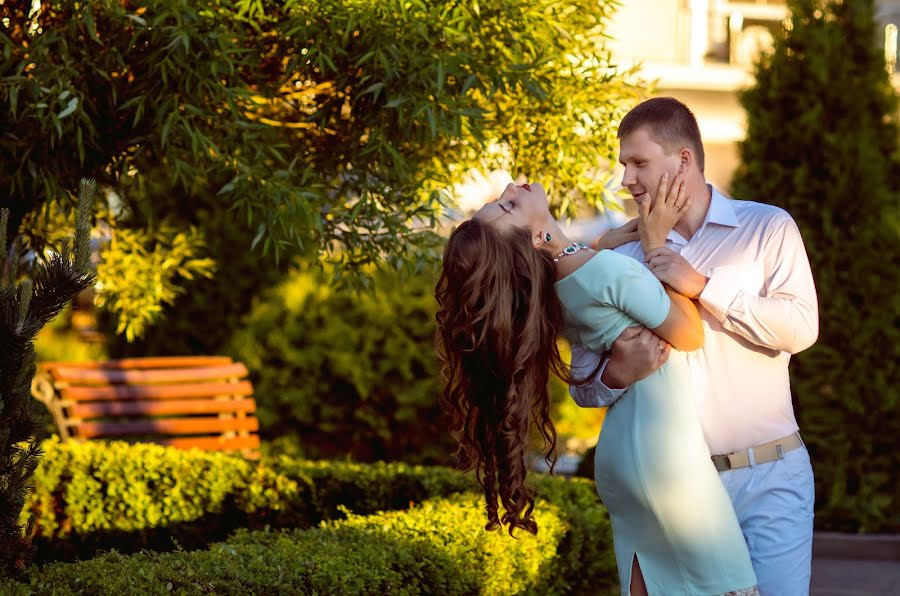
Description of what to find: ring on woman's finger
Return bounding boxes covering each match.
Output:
[657,343,664,350]
[674,202,682,209]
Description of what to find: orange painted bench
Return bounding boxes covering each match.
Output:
[31,356,260,457]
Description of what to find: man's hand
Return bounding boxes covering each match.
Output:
[602,326,670,389]
[593,218,639,251]
[645,247,709,299]
[637,173,690,253]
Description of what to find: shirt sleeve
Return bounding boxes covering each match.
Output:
[699,215,819,354]
[568,344,627,408]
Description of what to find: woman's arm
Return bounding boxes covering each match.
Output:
[651,285,704,351]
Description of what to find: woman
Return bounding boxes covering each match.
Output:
[435,178,758,596]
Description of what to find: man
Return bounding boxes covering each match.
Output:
[571,97,819,595]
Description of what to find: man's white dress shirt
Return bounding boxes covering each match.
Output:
[570,186,818,455]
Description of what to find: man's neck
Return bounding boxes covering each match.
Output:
[673,182,712,241]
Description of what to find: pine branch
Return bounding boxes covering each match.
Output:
[76,179,95,272]
[0,179,96,576]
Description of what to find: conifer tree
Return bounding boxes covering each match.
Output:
[0,180,95,574]
[731,0,900,531]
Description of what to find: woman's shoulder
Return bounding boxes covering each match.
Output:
[556,249,631,298]
[596,248,640,267]
[576,248,641,281]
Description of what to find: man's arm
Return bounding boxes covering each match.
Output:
[646,216,818,354]
[569,327,670,407]
[569,346,618,408]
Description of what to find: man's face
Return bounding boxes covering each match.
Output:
[618,126,682,210]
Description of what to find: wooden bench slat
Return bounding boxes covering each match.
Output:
[43,356,233,371]
[51,363,249,385]
[61,381,254,402]
[71,397,257,418]
[34,356,260,456]
[76,416,260,438]
[152,435,261,452]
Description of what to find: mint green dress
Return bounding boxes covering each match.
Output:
[556,250,757,596]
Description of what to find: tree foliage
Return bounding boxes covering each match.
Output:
[2,0,640,341]
[93,225,215,341]
[730,0,900,532]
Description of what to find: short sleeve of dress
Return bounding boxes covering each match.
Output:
[602,252,671,330]
[556,250,672,355]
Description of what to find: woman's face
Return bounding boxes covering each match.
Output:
[473,182,549,235]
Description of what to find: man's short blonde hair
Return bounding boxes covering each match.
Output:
[618,97,705,173]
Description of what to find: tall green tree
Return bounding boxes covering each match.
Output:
[731,0,900,532]
[2,0,640,347]
[0,181,94,575]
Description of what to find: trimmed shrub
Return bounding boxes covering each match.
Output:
[24,437,298,561]
[266,456,472,526]
[27,438,286,539]
[25,437,474,560]
[527,474,617,595]
[23,439,617,593]
[4,494,585,595]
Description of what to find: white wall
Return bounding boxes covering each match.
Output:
[607,0,686,64]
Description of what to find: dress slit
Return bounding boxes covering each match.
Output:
[629,552,649,596]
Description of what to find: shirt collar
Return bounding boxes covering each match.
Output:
[665,184,739,246]
[705,185,741,228]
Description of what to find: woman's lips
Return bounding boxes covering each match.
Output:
[520,183,531,191]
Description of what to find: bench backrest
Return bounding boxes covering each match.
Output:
[31,356,260,456]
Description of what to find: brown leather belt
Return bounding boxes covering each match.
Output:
[712,432,805,472]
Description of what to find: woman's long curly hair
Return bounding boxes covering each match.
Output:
[435,218,581,536]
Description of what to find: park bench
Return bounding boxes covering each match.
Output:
[31,356,260,457]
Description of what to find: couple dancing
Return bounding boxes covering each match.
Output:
[435,98,818,595]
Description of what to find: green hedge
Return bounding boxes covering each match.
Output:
[27,437,289,538]
[7,492,617,595]
[24,439,616,594]
[24,437,469,560]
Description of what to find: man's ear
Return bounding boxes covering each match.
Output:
[678,147,692,173]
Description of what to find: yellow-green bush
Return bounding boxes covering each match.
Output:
[23,439,617,593]
[25,437,293,540]
[25,439,471,546]
[6,494,604,595]
[22,438,476,562]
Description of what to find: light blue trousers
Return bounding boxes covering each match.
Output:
[718,446,815,596]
